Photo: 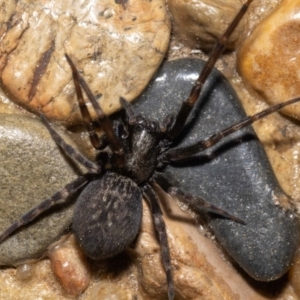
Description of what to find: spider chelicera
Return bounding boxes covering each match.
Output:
[1,1,300,299]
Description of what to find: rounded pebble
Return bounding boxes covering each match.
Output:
[133,58,300,281]
[16,263,35,282]
[0,0,170,123]
[48,235,90,296]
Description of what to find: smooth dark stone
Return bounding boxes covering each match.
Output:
[133,58,300,281]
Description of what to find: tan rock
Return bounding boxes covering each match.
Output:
[0,0,170,124]
[0,260,68,299]
[238,0,300,120]
[167,0,247,51]
[82,259,141,300]
[84,281,139,300]
[134,193,269,300]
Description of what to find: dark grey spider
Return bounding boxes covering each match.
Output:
[1,1,300,299]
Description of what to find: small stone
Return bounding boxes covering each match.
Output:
[16,263,35,282]
[0,114,82,265]
[133,58,300,281]
[238,0,300,120]
[167,0,247,51]
[48,235,91,296]
[0,0,170,123]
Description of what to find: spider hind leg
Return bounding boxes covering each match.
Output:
[144,184,175,300]
[154,173,245,224]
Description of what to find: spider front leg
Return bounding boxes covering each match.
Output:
[65,54,107,150]
[144,184,174,300]
[167,0,254,139]
[41,115,101,173]
[162,97,300,163]
[65,54,125,168]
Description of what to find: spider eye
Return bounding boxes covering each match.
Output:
[136,116,145,125]
[149,121,158,131]
[121,129,129,139]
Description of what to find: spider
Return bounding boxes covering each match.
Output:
[1,1,300,299]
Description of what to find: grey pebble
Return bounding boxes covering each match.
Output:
[133,58,300,281]
[0,114,81,265]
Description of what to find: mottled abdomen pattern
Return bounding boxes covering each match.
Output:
[73,172,143,260]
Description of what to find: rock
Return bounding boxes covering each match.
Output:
[0,260,68,299]
[0,196,297,299]
[0,0,170,123]
[85,280,139,300]
[16,263,35,282]
[238,0,300,120]
[167,0,247,51]
[0,114,82,265]
[133,58,300,281]
[48,235,91,297]
[135,199,241,299]
[289,247,300,297]
[81,251,141,300]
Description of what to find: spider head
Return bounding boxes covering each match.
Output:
[134,115,160,133]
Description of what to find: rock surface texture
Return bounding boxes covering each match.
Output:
[0,0,170,123]
[133,58,300,281]
[0,114,81,265]
[167,0,246,51]
[238,0,300,120]
[48,235,91,297]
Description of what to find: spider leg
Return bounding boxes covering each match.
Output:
[161,97,300,163]
[167,0,253,140]
[144,184,174,300]
[153,173,245,224]
[65,54,125,167]
[0,175,90,244]
[66,54,106,150]
[160,113,175,133]
[41,115,101,173]
[120,97,136,124]
[169,187,245,224]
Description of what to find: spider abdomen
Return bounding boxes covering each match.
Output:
[73,172,143,260]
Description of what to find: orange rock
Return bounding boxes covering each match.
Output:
[238,0,300,120]
[48,235,91,296]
